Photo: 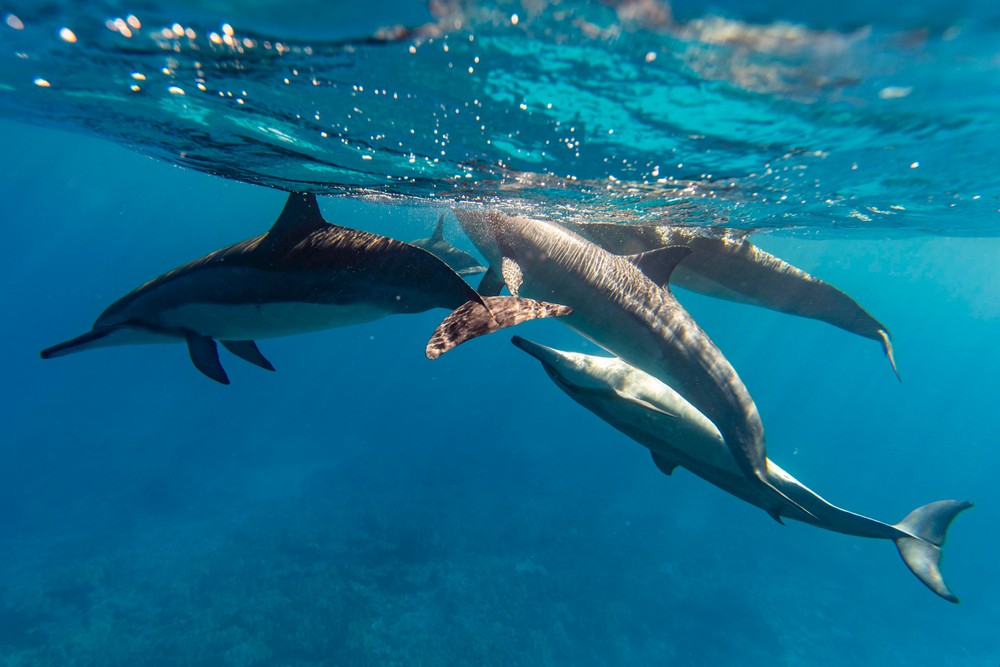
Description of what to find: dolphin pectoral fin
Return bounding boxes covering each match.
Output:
[877,329,901,382]
[615,390,679,418]
[893,500,972,603]
[186,335,230,384]
[626,245,693,288]
[478,265,506,296]
[426,296,572,359]
[650,451,679,476]
[221,340,275,372]
[501,257,524,297]
[767,509,785,525]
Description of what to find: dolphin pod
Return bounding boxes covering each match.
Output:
[414,216,898,376]
[453,208,813,521]
[559,221,899,379]
[40,195,969,601]
[40,193,570,383]
[511,336,970,602]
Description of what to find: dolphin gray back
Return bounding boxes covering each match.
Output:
[456,208,798,517]
[562,221,898,378]
[97,195,482,328]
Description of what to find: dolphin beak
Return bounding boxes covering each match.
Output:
[511,336,573,375]
[40,326,126,359]
[512,335,581,393]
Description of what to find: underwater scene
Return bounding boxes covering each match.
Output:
[1,0,998,664]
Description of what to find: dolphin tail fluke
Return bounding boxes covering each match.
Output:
[186,334,230,384]
[877,329,901,382]
[892,499,972,603]
[426,296,572,359]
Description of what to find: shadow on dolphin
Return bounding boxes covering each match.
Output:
[40,193,570,383]
[560,221,899,380]
[513,336,971,602]
[454,208,811,521]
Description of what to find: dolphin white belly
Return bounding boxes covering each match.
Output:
[157,301,393,340]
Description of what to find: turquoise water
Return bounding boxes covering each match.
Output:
[1,1,998,665]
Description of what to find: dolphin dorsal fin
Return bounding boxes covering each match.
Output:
[256,192,329,257]
[627,245,692,288]
[432,214,446,241]
[270,192,328,236]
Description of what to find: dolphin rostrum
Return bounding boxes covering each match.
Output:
[410,214,487,276]
[450,208,807,520]
[41,193,570,384]
[513,336,971,602]
[561,221,898,379]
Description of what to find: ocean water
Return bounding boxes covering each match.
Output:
[1,1,998,665]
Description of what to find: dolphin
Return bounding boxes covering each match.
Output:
[512,336,971,602]
[560,221,899,379]
[40,193,570,384]
[410,214,487,276]
[448,208,807,520]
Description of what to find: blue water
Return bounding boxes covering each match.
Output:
[1,1,998,664]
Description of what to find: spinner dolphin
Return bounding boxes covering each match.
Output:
[410,214,486,276]
[513,336,970,602]
[41,194,569,383]
[561,221,898,379]
[449,208,805,520]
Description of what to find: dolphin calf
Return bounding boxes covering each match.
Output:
[513,336,971,602]
[410,214,486,276]
[41,193,570,384]
[449,208,806,519]
[561,221,898,379]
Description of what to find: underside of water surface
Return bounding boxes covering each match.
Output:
[1,0,998,232]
